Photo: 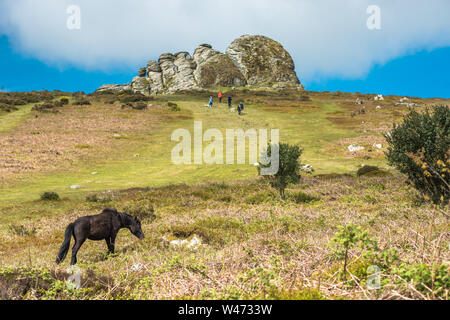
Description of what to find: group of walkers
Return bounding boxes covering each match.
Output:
[208,92,244,115]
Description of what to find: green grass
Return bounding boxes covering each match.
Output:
[0,103,35,133]
[0,97,387,205]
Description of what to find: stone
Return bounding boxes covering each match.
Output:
[147,60,162,73]
[131,76,149,95]
[226,35,301,87]
[348,144,365,152]
[373,143,382,149]
[138,67,147,77]
[194,52,246,88]
[163,235,203,249]
[165,53,199,93]
[130,264,144,272]
[158,53,175,63]
[95,84,131,93]
[301,164,315,173]
[146,60,164,91]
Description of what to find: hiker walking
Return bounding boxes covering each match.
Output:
[237,102,244,115]
[147,84,151,95]
[218,92,223,103]
[227,96,232,108]
[209,96,213,108]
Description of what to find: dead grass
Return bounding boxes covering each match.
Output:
[0,103,186,182]
[0,175,448,300]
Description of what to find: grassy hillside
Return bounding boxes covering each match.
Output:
[0,89,448,300]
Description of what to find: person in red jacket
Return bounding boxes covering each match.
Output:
[218,92,223,103]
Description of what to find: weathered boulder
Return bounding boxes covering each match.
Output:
[138,67,147,78]
[96,84,132,93]
[226,35,301,87]
[158,53,175,63]
[146,60,164,91]
[131,76,149,95]
[147,60,162,73]
[193,45,221,67]
[166,54,199,93]
[195,53,246,88]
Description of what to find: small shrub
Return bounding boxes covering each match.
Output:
[394,263,449,298]
[72,99,91,105]
[40,192,60,201]
[0,104,18,112]
[328,224,378,281]
[60,98,69,105]
[258,143,303,198]
[32,102,61,113]
[167,102,177,107]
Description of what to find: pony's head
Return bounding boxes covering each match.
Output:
[123,213,145,240]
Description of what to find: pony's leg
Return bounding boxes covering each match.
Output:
[109,232,118,254]
[105,238,114,254]
[70,238,86,265]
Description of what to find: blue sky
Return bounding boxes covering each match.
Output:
[0,1,449,97]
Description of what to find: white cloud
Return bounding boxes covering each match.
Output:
[0,0,449,82]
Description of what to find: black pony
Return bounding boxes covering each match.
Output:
[56,208,145,265]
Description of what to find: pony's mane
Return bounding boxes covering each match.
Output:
[102,208,137,225]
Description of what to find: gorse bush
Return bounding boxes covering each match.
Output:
[384,105,449,204]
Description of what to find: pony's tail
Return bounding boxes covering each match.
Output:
[56,223,74,264]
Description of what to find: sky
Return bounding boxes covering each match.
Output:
[0,0,449,97]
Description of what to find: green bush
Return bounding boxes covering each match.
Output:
[384,105,449,204]
[40,192,60,201]
[72,99,91,105]
[60,98,69,105]
[0,104,18,112]
[32,101,63,113]
[258,143,303,198]
[394,263,449,298]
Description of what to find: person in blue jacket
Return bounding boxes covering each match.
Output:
[209,96,213,108]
